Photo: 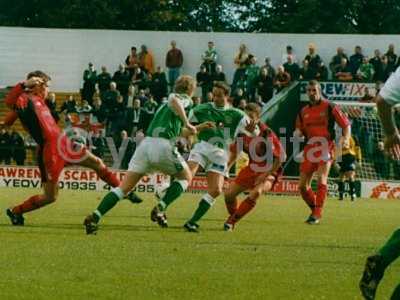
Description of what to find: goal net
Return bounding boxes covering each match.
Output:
[333,101,400,181]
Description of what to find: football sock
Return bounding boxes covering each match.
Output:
[188,193,215,224]
[378,228,400,269]
[12,195,49,214]
[225,197,238,216]
[93,187,125,222]
[315,183,327,218]
[338,181,344,198]
[300,188,316,210]
[98,167,120,188]
[349,180,355,195]
[229,197,256,224]
[158,180,188,212]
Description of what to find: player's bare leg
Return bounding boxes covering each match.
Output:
[184,171,224,232]
[310,161,331,224]
[224,182,246,216]
[225,178,274,231]
[7,182,59,226]
[84,171,144,234]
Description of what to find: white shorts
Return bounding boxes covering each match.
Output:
[379,68,400,106]
[188,141,228,175]
[128,137,188,175]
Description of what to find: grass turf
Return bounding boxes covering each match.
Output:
[0,188,399,299]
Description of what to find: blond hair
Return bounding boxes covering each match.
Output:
[174,75,197,95]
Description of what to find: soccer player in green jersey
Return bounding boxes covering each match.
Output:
[183,81,251,232]
[359,68,400,300]
[83,75,210,234]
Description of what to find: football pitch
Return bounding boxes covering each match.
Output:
[0,188,399,300]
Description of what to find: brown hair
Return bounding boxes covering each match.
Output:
[213,81,230,96]
[174,75,196,95]
[308,79,320,87]
[245,103,261,115]
[26,70,51,82]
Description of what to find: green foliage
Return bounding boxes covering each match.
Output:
[1,0,400,33]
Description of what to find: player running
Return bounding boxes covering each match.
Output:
[294,80,350,224]
[3,71,140,226]
[181,81,251,232]
[359,68,400,300]
[83,75,213,234]
[223,103,286,231]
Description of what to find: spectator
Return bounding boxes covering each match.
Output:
[238,99,247,111]
[356,56,375,82]
[385,43,397,69]
[150,66,168,103]
[96,66,112,96]
[126,99,144,136]
[375,55,395,83]
[283,55,300,81]
[370,49,382,78]
[232,44,249,90]
[299,59,316,80]
[109,95,127,136]
[256,67,274,104]
[334,58,353,81]
[304,43,321,74]
[206,92,213,103]
[116,130,135,170]
[77,99,92,125]
[349,45,364,75]
[123,85,134,108]
[212,65,226,84]
[90,96,107,125]
[102,82,120,114]
[201,41,218,74]
[112,64,131,97]
[137,89,149,106]
[329,47,348,74]
[282,45,297,64]
[45,92,59,123]
[196,65,212,101]
[274,66,291,92]
[192,96,202,108]
[10,129,25,166]
[138,44,155,74]
[131,65,148,91]
[359,87,374,103]
[125,46,139,76]
[143,96,158,131]
[165,40,183,91]
[60,95,78,126]
[82,62,97,105]
[0,126,11,165]
[262,57,276,79]
[232,88,245,107]
[315,61,329,81]
[90,130,106,159]
[245,55,260,101]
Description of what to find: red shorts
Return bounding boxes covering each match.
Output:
[234,165,278,190]
[38,135,87,183]
[300,142,334,174]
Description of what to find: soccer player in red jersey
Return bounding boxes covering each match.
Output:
[3,71,137,225]
[294,80,350,224]
[224,103,286,231]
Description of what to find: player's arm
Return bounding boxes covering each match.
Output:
[294,114,304,138]
[181,121,215,138]
[332,105,351,147]
[169,95,197,134]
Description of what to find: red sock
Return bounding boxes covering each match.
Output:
[314,183,327,218]
[12,195,49,215]
[98,167,120,187]
[300,188,316,210]
[228,197,257,224]
[225,198,238,216]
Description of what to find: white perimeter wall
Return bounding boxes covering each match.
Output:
[1,27,400,92]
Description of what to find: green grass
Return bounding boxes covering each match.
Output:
[0,188,399,299]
